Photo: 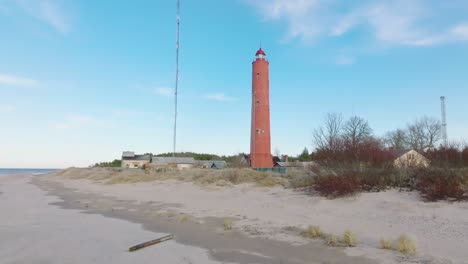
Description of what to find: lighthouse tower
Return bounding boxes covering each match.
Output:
[250,48,273,168]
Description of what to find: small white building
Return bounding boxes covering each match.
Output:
[121,151,151,169]
[394,150,430,168]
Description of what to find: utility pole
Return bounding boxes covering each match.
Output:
[173,0,180,157]
[440,96,448,148]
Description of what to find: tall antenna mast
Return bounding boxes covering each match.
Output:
[173,0,180,157]
[440,96,448,147]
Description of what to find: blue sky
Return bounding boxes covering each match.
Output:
[1,0,467,168]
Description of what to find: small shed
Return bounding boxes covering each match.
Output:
[394,150,430,168]
[121,152,151,169]
[210,161,227,169]
[195,160,227,169]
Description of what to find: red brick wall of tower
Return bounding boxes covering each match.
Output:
[250,49,273,168]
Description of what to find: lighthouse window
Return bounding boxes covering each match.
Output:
[256,100,259,107]
[256,129,261,135]
[256,73,259,79]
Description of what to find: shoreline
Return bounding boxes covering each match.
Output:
[32,174,374,264]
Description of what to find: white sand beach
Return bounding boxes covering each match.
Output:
[0,174,230,264]
[37,169,468,264]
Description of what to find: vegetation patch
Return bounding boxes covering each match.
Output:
[309,166,468,202]
[415,168,468,202]
[341,230,357,247]
[301,225,322,239]
[314,171,361,198]
[180,215,189,223]
[50,167,290,188]
[396,235,417,256]
[223,218,233,231]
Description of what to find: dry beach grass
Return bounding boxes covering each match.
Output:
[51,167,294,187]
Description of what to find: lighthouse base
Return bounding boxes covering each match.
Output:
[249,153,273,169]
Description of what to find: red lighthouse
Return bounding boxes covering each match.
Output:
[250,48,273,168]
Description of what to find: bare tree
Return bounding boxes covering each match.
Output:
[343,116,372,157]
[423,117,442,149]
[384,129,408,151]
[406,117,442,151]
[313,113,344,154]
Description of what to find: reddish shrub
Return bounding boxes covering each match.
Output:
[314,172,360,198]
[359,168,396,191]
[425,147,463,167]
[358,139,396,167]
[415,168,468,202]
[462,147,468,166]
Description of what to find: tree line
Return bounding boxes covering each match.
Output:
[310,113,468,167]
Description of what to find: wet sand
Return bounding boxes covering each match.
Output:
[0,174,228,264]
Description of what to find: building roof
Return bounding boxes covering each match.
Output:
[274,162,290,167]
[152,157,195,165]
[122,151,135,158]
[211,160,227,169]
[274,161,318,167]
[255,48,266,56]
[395,149,430,161]
[122,154,151,161]
[272,156,281,163]
[195,160,227,168]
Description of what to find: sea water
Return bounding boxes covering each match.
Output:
[0,168,58,175]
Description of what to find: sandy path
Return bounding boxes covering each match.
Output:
[0,174,228,264]
[40,174,468,264]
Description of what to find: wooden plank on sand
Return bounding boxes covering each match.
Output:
[128,234,175,252]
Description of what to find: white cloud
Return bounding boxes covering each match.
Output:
[205,93,237,102]
[249,0,468,47]
[154,87,174,97]
[452,23,468,40]
[53,115,94,130]
[248,0,326,41]
[335,56,355,65]
[331,13,360,37]
[0,73,40,87]
[14,0,70,33]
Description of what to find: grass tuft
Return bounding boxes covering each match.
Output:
[301,225,322,239]
[223,218,233,231]
[180,216,189,223]
[379,238,392,250]
[396,235,417,255]
[341,230,357,247]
